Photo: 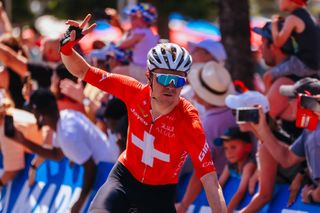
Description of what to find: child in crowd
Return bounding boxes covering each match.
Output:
[216,127,256,213]
[271,0,320,78]
[111,3,159,83]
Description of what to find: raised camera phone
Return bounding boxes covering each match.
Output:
[236,107,259,124]
[300,95,320,112]
[4,114,15,138]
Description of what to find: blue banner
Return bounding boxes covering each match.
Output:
[0,154,320,212]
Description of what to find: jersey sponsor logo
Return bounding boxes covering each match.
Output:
[202,161,214,168]
[131,131,170,167]
[198,143,209,162]
[173,151,188,177]
[130,108,149,126]
[99,72,110,82]
[156,123,175,138]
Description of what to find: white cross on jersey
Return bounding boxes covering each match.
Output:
[131,131,170,167]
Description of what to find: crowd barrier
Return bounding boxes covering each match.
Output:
[0,154,319,213]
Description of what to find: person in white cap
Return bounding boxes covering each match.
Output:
[247,77,320,205]
[188,39,227,64]
[227,91,305,212]
[177,61,236,212]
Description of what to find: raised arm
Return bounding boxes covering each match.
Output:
[272,15,298,48]
[250,107,305,168]
[60,14,96,79]
[0,43,28,76]
[0,2,12,33]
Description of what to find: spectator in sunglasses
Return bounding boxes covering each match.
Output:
[59,14,227,213]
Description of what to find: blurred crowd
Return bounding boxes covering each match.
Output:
[0,0,320,213]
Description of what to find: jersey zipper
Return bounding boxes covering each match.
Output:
[141,120,155,183]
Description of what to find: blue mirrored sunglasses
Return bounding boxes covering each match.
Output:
[155,73,186,88]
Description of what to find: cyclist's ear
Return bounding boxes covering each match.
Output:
[146,70,152,85]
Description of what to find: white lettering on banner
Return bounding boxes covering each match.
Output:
[281,210,308,213]
[132,131,170,167]
[53,185,81,212]
[198,143,209,161]
[7,181,81,213]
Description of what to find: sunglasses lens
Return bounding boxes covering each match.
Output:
[156,74,186,88]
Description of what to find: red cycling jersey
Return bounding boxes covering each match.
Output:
[84,67,215,185]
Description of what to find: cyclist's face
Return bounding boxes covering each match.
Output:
[151,68,186,105]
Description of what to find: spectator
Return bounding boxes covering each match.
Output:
[0,36,60,89]
[0,2,12,34]
[0,90,44,187]
[182,40,227,117]
[177,61,236,212]
[216,127,256,213]
[12,89,120,213]
[95,96,128,150]
[0,34,28,109]
[187,39,227,64]
[248,77,320,204]
[20,25,42,63]
[110,3,159,83]
[269,0,320,79]
[227,90,304,212]
[52,64,85,113]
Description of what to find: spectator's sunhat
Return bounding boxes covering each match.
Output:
[253,21,297,54]
[214,127,252,146]
[125,3,157,24]
[226,91,270,113]
[188,39,227,62]
[280,77,320,97]
[188,61,235,106]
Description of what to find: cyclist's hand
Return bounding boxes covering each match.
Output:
[60,14,96,55]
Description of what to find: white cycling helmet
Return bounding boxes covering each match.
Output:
[147,43,192,73]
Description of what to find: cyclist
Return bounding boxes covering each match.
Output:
[60,14,226,213]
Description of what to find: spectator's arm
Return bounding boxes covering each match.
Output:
[313,185,320,203]
[118,33,145,49]
[227,162,256,213]
[219,165,230,188]
[0,170,21,185]
[105,8,125,33]
[0,43,28,76]
[267,77,294,119]
[177,171,203,212]
[272,15,297,48]
[0,2,12,33]
[71,157,96,213]
[201,171,227,213]
[13,129,64,161]
[251,107,305,168]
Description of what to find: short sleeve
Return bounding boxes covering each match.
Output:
[182,107,215,178]
[58,125,92,165]
[290,130,306,157]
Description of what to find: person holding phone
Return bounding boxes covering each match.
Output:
[226,91,306,209]
[248,77,320,204]
[176,61,236,213]
[59,14,226,213]
[0,94,43,188]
